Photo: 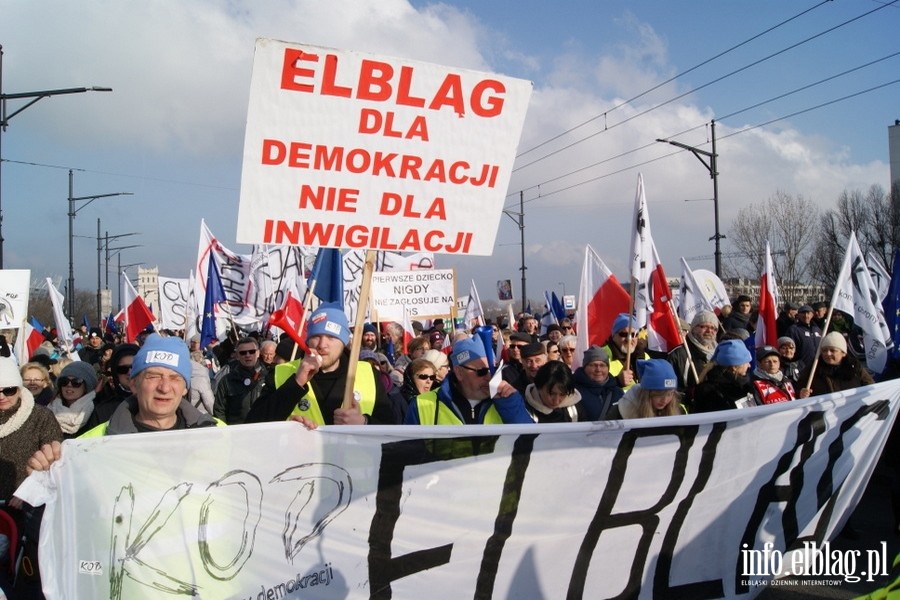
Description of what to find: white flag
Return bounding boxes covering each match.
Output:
[629,173,653,325]
[463,279,484,329]
[45,277,75,354]
[867,252,891,303]
[831,232,893,373]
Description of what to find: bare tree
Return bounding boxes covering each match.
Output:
[728,191,819,301]
[810,184,900,285]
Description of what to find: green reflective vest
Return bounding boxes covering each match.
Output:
[275,360,377,426]
[415,390,504,425]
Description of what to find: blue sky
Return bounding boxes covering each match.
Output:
[1,0,897,313]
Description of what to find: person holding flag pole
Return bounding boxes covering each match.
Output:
[246,249,398,426]
[798,232,883,398]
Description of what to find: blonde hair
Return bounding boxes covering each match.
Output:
[636,388,683,419]
[20,362,51,386]
[51,356,73,378]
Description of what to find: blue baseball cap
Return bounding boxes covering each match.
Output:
[307,303,350,345]
[131,334,192,384]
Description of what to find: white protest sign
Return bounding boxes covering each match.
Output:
[237,39,532,256]
[0,269,30,328]
[156,276,189,330]
[19,381,899,599]
[370,268,455,320]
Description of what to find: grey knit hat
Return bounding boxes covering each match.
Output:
[59,361,99,391]
[582,345,610,365]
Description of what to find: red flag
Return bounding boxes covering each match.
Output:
[575,246,631,364]
[400,309,415,354]
[647,263,682,352]
[24,322,44,360]
[754,242,779,348]
[122,273,155,343]
[268,291,309,352]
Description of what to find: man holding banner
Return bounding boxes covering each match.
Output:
[246,305,396,426]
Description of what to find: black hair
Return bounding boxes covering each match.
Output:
[533,360,574,394]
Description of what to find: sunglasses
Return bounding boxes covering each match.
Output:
[617,332,636,338]
[238,349,258,356]
[459,365,491,377]
[560,348,575,353]
[0,386,18,397]
[416,373,436,381]
[115,364,133,375]
[58,377,85,388]
[508,344,526,350]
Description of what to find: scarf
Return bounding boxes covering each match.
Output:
[753,367,783,383]
[688,333,716,361]
[48,390,97,434]
[0,392,35,438]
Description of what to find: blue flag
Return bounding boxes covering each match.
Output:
[309,248,344,304]
[201,254,226,349]
[883,248,900,359]
[551,291,567,321]
[104,312,117,335]
[82,314,90,329]
[30,316,44,332]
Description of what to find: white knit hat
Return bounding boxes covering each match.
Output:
[0,357,23,388]
[821,332,847,353]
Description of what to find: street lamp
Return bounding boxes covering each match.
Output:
[657,119,723,276]
[97,224,140,323]
[503,190,527,313]
[68,169,132,316]
[0,45,112,268]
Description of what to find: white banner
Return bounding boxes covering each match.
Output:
[341,250,435,322]
[237,40,532,256]
[156,276,190,330]
[19,382,900,599]
[370,268,455,321]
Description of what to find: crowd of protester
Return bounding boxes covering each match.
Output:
[0,293,898,597]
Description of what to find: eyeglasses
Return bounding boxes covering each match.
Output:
[0,386,18,397]
[23,378,46,385]
[115,364,133,375]
[416,373,436,381]
[508,344,526,350]
[560,348,575,354]
[459,365,491,377]
[617,332,636,338]
[58,377,84,388]
[238,349,258,356]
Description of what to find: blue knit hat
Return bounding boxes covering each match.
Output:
[131,334,192,384]
[636,359,677,391]
[363,322,377,335]
[307,303,350,345]
[612,313,638,335]
[712,339,752,366]
[451,336,487,367]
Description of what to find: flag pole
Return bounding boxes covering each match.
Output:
[802,303,838,392]
[343,249,377,409]
[625,279,636,372]
[668,297,699,385]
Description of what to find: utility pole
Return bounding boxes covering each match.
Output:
[657,120,723,276]
[0,45,112,268]
[503,191,527,313]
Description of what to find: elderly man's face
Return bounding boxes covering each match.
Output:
[260,345,276,365]
[454,358,491,398]
[692,322,718,345]
[523,354,547,379]
[132,367,187,426]
[614,328,638,353]
[524,318,538,333]
[797,311,813,325]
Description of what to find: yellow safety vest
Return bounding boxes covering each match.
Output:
[79,416,225,437]
[275,360,377,425]
[601,344,648,391]
[415,390,504,425]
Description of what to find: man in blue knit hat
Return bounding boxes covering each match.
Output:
[601,313,648,390]
[27,334,220,470]
[246,303,396,426]
[405,335,531,425]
